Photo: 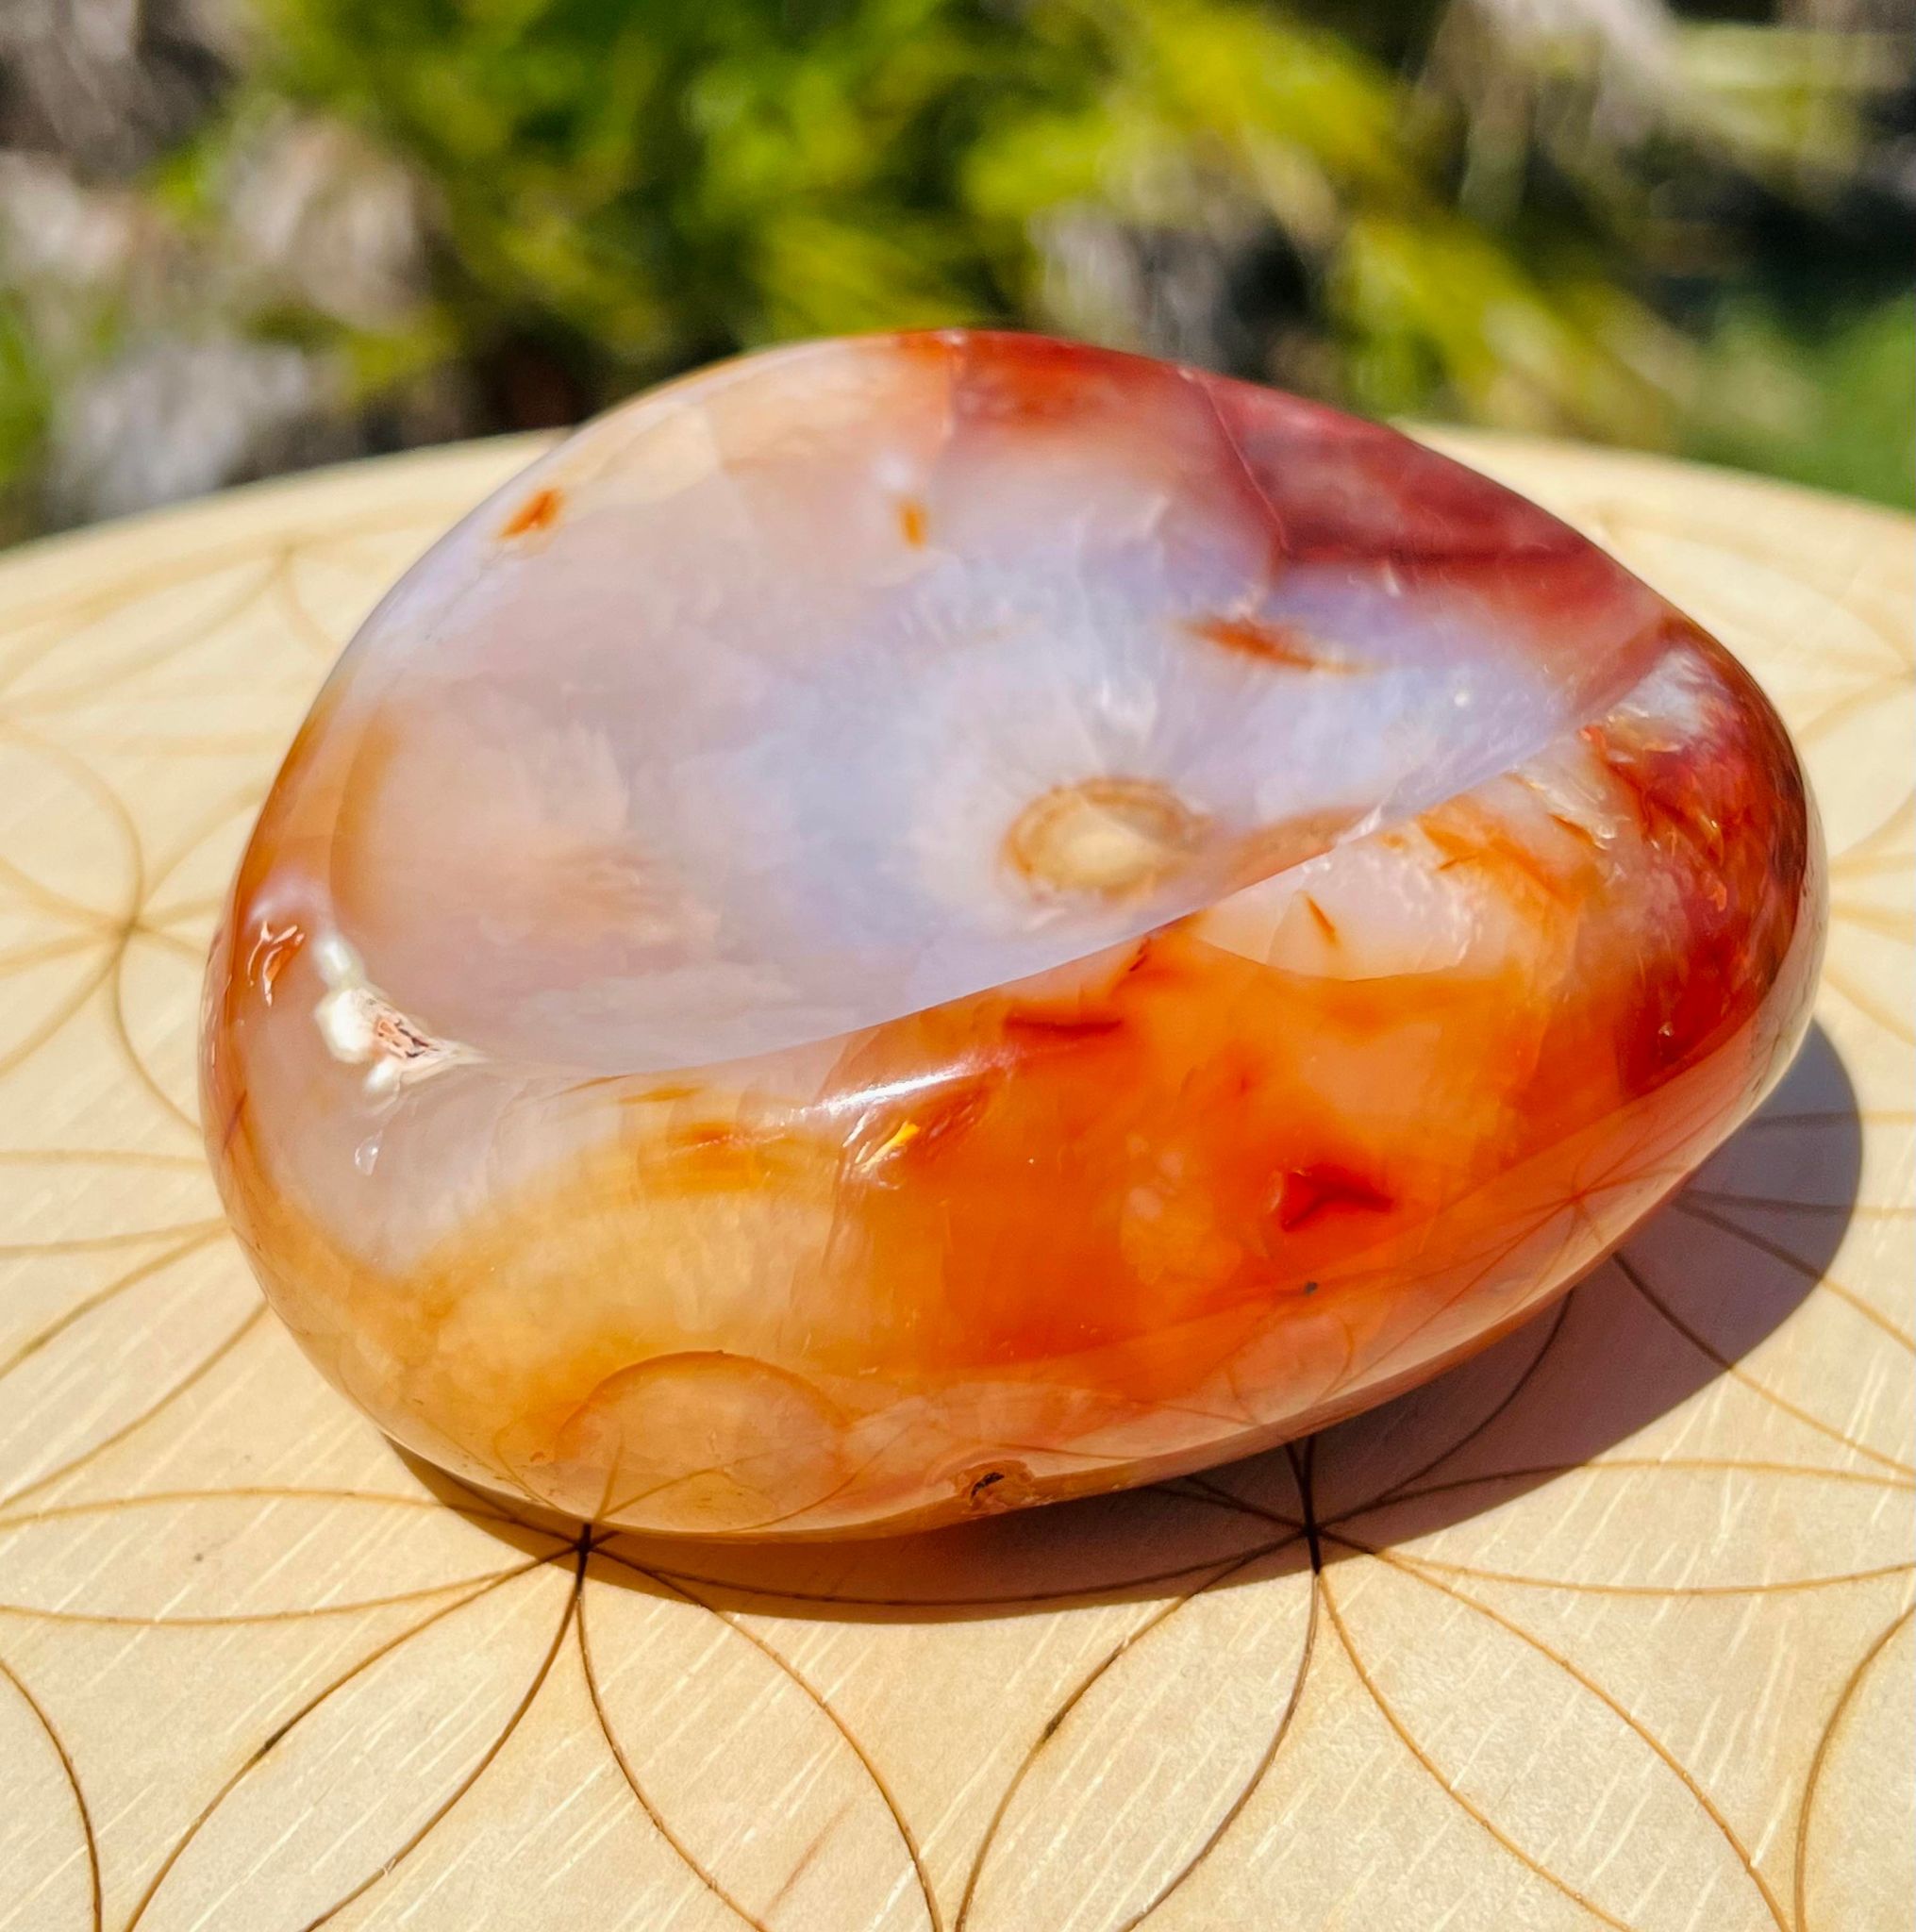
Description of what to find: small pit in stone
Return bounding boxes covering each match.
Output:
[958,1459,1035,1513]
[1005,777,1206,902]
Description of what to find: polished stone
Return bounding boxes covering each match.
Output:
[202,332,1824,1537]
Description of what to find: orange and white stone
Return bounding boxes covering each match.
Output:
[201,332,1824,1537]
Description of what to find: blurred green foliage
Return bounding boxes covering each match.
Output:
[0,308,48,493]
[1694,293,1915,506]
[251,0,1916,493]
[1,0,1909,526]
[235,0,1682,427]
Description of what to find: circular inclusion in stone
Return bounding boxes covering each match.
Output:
[202,331,1824,1540]
[1005,777,1206,901]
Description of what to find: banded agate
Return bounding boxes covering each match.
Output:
[202,332,1824,1539]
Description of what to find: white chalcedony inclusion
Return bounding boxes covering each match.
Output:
[311,932,474,1093]
[285,339,1659,1075]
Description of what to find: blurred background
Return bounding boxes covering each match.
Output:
[0,0,1909,543]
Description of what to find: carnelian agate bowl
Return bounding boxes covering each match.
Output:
[202,332,1824,1539]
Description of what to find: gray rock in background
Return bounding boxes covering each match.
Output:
[0,0,468,527]
[44,331,332,524]
[0,0,238,179]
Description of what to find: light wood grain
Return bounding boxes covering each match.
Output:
[0,431,1908,1932]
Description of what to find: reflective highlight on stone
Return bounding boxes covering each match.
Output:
[202,332,1824,1539]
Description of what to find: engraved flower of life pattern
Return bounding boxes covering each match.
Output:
[0,436,1908,1932]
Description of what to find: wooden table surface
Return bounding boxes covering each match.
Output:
[0,431,1908,1932]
